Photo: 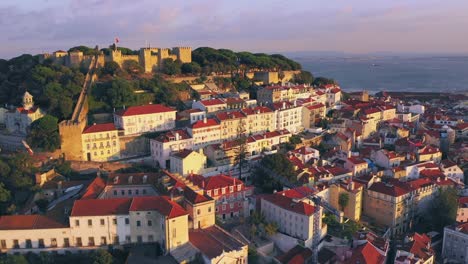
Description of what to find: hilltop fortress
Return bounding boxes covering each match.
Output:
[40,45,192,73]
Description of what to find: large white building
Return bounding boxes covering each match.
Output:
[269,101,303,134]
[114,104,176,135]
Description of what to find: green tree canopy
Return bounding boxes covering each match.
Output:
[313,77,337,87]
[181,62,202,74]
[293,70,314,84]
[429,187,458,231]
[101,61,121,76]
[122,60,143,75]
[27,115,60,152]
[260,153,296,181]
[162,58,182,76]
[338,192,350,211]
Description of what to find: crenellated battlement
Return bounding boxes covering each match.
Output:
[43,44,192,73]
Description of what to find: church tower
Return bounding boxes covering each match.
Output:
[23,91,34,110]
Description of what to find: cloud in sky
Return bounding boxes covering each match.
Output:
[1,0,468,58]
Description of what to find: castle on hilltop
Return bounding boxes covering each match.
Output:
[40,45,192,73]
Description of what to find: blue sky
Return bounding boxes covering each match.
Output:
[1,0,468,58]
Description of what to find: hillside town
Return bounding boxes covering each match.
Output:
[0,46,467,264]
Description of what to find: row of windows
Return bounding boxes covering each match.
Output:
[113,189,148,196]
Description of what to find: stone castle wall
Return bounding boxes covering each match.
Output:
[44,46,192,73]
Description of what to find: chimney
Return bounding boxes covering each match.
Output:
[175,132,180,141]
[128,176,133,184]
[203,117,207,124]
[282,101,286,109]
[114,176,119,184]
[123,105,126,110]
[143,175,148,184]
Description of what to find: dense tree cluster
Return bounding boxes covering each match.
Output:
[27,115,61,152]
[68,45,100,56]
[0,153,36,214]
[90,75,190,113]
[192,47,302,74]
[313,77,337,87]
[259,153,297,182]
[428,187,458,231]
[0,55,85,120]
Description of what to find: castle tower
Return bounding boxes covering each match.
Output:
[22,91,34,110]
[173,47,192,64]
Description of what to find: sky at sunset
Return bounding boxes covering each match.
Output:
[1,0,468,58]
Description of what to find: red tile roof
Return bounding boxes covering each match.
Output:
[241,106,273,115]
[262,193,316,216]
[82,123,117,134]
[276,245,313,264]
[0,215,66,230]
[81,176,106,199]
[171,149,195,159]
[13,106,40,114]
[200,98,226,106]
[191,118,219,129]
[215,110,246,121]
[71,198,132,216]
[189,225,246,259]
[130,196,187,219]
[115,104,175,116]
[368,181,411,197]
[183,187,212,204]
[191,174,244,191]
[330,87,341,94]
[305,103,325,111]
[154,129,192,143]
[345,243,386,264]
[408,233,433,260]
[276,186,316,199]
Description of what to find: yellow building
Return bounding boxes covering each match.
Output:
[241,106,276,134]
[183,188,216,229]
[169,149,207,176]
[302,103,326,129]
[216,111,247,140]
[363,180,414,235]
[330,180,363,221]
[81,123,120,161]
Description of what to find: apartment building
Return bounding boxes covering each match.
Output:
[363,180,415,236]
[215,110,247,140]
[204,129,291,166]
[302,103,326,129]
[187,118,221,149]
[260,192,322,247]
[442,222,468,263]
[241,106,276,135]
[150,129,194,169]
[329,180,363,221]
[114,104,176,135]
[81,123,120,161]
[269,101,303,133]
[257,85,311,103]
[344,156,369,177]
